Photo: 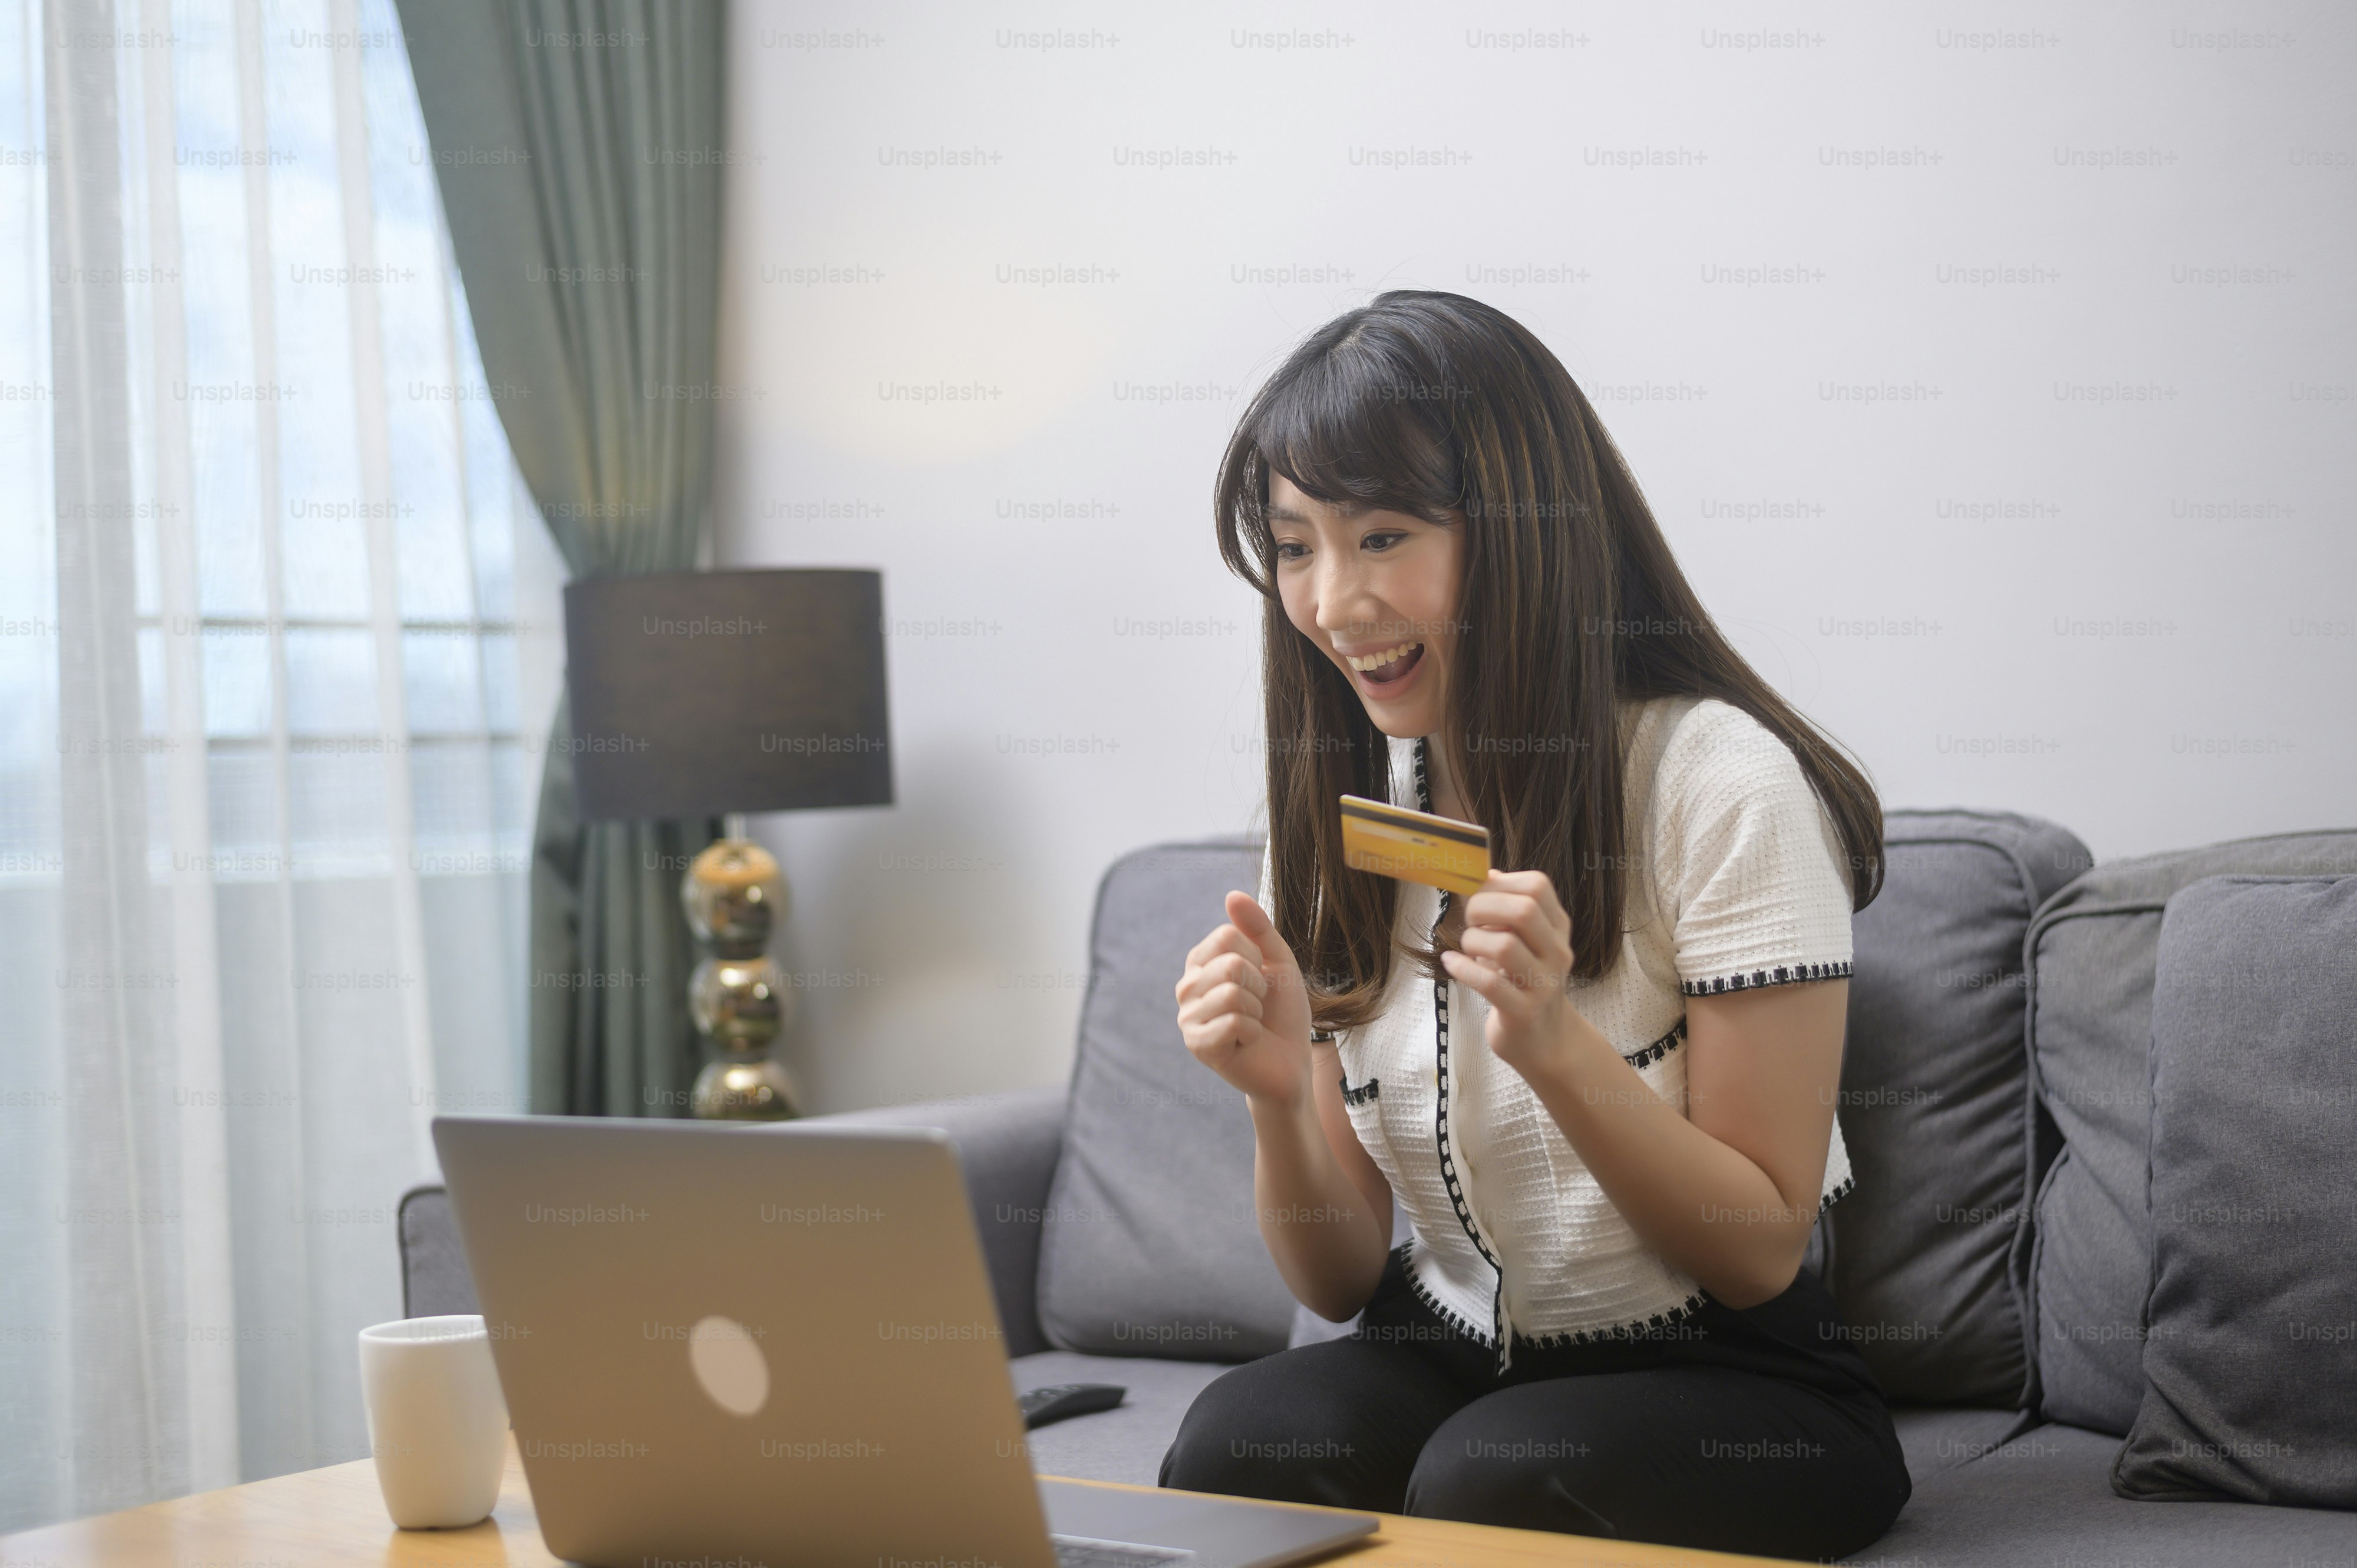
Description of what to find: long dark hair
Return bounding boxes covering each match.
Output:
[1215,291,1882,1034]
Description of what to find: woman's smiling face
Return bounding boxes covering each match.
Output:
[1268,473,1463,741]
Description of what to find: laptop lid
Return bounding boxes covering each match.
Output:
[433,1115,1058,1568]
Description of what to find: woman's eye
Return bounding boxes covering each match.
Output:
[1363,532,1407,553]
[1273,540,1308,562]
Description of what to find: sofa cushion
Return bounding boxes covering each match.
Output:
[1850,1421,2357,1567]
[1823,810,2089,1407]
[1035,841,1298,1361]
[2112,875,2357,1507]
[2024,830,2357,1434]
[1890,1406,2042,1480]
[1010,1351,1241,1484]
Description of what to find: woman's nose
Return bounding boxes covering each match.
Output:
[1312,556,1379,634]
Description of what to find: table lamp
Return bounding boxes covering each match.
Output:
[560,568,893,1120]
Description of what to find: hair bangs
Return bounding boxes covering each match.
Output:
[1273,347,1459,508]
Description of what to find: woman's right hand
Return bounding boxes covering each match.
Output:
[1176,890,1316,1108]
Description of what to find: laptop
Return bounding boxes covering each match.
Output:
[432,1115,1376,1568]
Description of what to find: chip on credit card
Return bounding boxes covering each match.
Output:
[1339,794,1491,896]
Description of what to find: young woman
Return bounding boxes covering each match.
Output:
[1164,293,1910,1561]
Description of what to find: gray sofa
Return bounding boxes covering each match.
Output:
[400,813,2357,1565]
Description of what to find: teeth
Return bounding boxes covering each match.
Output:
[1346,641,1421,673]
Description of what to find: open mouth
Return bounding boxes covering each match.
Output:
[1345,641,1424,688]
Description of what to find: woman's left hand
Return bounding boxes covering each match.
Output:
[1439,869,1580,1077]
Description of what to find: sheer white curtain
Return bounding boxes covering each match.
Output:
[0,0,557,1529]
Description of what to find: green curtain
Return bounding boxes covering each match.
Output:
[396,0,728,1115]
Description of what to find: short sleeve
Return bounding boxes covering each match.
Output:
[1650,700,1856,996]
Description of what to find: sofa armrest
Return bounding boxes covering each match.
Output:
[794,1085,1067,1358]
[399,1183,479,1318]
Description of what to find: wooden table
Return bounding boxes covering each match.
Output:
[0,1435,1790,1567]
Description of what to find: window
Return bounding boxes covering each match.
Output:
[0,0,556,1527]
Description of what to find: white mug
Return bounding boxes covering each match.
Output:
[357,1313,510,1529]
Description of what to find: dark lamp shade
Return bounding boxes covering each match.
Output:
[561,569,893,822]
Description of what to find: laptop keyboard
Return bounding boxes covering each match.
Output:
[1051,1535,1194,1568]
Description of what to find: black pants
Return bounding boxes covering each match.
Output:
[1160,1253,1911,1563]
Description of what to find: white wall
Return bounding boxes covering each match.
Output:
[715,1,2356,1113]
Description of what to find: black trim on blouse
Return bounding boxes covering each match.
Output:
[1416,738,1511,1368]
[1622,1016,1688,1069]
[1681,960,1854,996]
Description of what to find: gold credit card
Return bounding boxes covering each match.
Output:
[1339,795,1491,896]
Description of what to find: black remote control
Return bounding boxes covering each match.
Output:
[1018,1382,1127,1428]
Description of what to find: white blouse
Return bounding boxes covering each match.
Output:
[1276,695,1857,1368]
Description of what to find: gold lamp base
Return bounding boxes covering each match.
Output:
[681,837,801,1122]
[692,1055,800,1120]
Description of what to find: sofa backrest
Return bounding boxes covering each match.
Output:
[1034,841,1298,1362]
[2023,828,2357,1434]
[398,1185,479,1317]
[1824,808,2091,1408]
[1034,820,2357,1405]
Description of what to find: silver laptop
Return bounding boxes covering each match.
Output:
[433,1115,1376,1568]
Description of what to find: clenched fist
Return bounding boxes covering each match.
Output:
[1175,891,1317,1108]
